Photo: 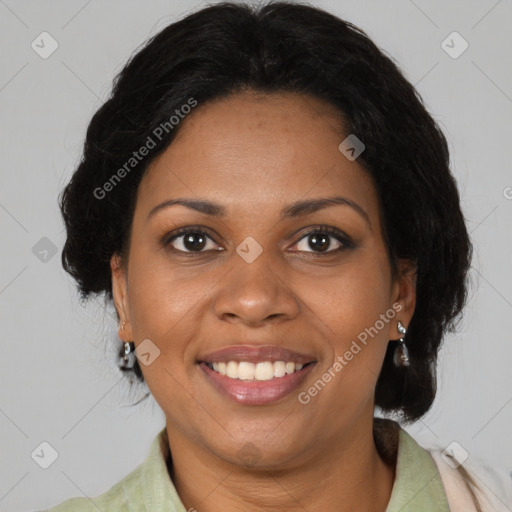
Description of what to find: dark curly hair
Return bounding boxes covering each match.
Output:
[59,1,472,422]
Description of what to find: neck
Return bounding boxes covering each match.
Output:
[165,415,397,512]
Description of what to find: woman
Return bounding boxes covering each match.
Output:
[47,2,510,511]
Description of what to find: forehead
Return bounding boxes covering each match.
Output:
[136,91,379,222]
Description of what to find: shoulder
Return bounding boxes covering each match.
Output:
[374,418,451,511]
[429,448,512,512]
[46,461,145,511]
[45,427,185,512]
[375,418,512,512]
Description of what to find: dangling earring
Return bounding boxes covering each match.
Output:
[119,320,135,369]
[121,341,136,368]
[393,321,410,367]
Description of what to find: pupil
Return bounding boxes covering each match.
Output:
[181,232,332,252]
[310,233,329,252]
[184,232,206,251]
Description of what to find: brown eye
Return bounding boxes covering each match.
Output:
[166,229,220,253]
[291,226,353,254]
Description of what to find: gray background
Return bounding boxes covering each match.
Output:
[1,0,511,510]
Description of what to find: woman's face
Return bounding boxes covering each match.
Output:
[112,91,415,467]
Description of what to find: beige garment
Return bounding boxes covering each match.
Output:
[430,450,512,512]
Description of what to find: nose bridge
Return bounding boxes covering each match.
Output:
[212,238,298,324]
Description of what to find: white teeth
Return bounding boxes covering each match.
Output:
[226,361,238,379]
[208,360,307,380]
[273,361,286,378]
[255,362,274,380]
[238,361,255,380]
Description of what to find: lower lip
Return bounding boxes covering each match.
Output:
[199,362,315,405]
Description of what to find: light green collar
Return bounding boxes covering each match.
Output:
[385,427,450,511]
[142,428,187,511]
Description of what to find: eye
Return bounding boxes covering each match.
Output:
[162,225,354,256]
[291,225,353,254]
[164,228,221,253]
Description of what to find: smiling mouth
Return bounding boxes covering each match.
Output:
[199,359,316,405]
[197,344,317,404]
[203,360,313,381]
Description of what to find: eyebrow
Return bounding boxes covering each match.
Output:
[147,196,371,227]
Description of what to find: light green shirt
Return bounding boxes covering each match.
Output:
[46,420,449,511]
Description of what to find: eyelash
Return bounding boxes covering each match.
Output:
[162,224,354,257]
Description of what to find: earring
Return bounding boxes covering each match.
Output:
[119,320,135,369]
[121,341,136,369]
[393,321,410,367]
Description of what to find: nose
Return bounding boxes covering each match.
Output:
[212,247,300,327]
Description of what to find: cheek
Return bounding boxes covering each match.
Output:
[125,255,213,387]
[310,252,393,367]
[124,258,209,408]
[127,254,202,333]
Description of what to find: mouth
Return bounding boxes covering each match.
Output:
[204,360,310,380]
[197,345,317,405]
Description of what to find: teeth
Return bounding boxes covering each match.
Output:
[238,361,256,380]
[208,360,306,380]
[255,362,274,380]
[226,361,238,379]
[273,361,286,378]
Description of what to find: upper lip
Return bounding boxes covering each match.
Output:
[198,345,316,365]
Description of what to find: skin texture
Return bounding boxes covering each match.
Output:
[111,91,416,512]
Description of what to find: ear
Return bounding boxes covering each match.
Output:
[110,252,134,342]
[390,258,417,339]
